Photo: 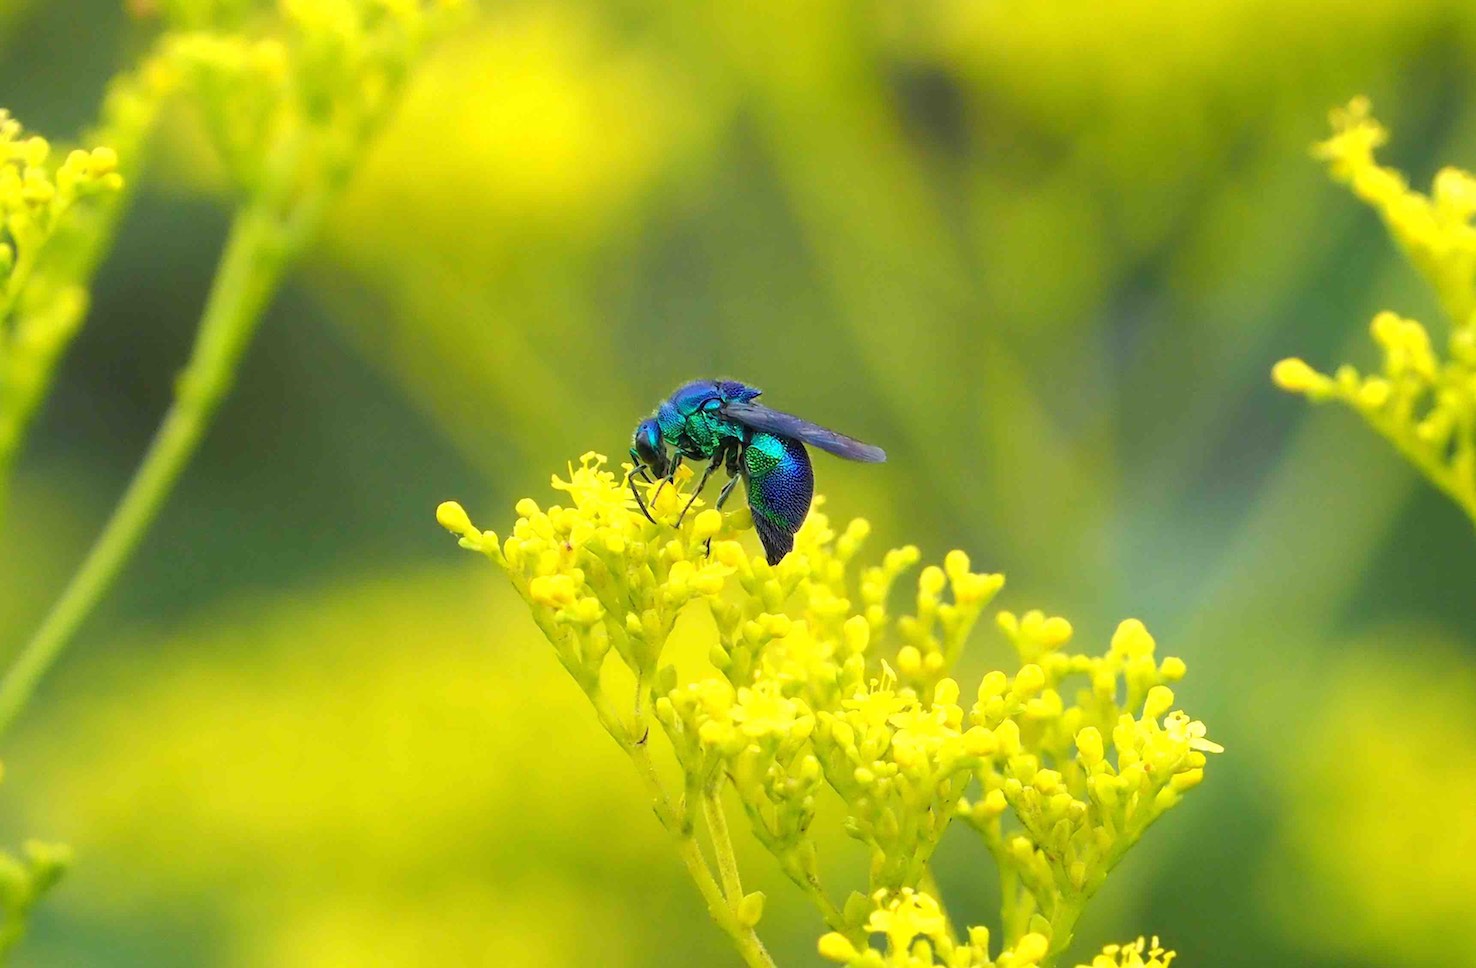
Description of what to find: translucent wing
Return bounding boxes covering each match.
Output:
[721,401,886,462]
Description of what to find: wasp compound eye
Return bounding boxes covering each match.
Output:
[633,419,668,477]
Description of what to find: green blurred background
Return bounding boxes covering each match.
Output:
[2,1,1476,965]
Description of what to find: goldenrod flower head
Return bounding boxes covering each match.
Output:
[1079,936,1177,968]
[820,888,1055,968]
[156,0,466,202]
[1282,99,1476,527]
[0,110,123,302]
[443,453,1217,964]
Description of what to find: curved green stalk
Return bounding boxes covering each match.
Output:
[0,195,294,738]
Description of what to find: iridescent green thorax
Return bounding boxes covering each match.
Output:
[655,380,758,461]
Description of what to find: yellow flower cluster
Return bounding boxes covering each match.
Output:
[0,111,120,291]
[1275,98,1476,527]
[1077,937,1176,968]
[818,889,1050,968]
[441,453,1217,967]
[959,616,1216,950]
[0,109,126,500]
[155,0,466,205]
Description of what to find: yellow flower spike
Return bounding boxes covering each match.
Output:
[1287,99,1476,527]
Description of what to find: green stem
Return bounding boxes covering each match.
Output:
[1041,897,1083,968]
[796,865,850,938]
[703,785,745,903]
[999,859,1026,945]
[585,686,775,968]
[0,198,291,738]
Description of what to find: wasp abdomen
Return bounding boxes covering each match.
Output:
[743,433,814,565]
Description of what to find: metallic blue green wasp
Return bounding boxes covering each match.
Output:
[627,379,886,564]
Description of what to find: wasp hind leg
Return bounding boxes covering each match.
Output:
[703,463,744,558]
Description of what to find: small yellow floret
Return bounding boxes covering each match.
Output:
[435,500,475,538]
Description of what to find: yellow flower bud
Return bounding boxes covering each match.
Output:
[817,932,857,962]
[435,500,475,538]
[1143,685,1175,721]
[692,509,723,540]
[1040,615,1073,646]
[1014,931,1050,962]
[1014,664,1045,696]
[933,678,959,708]
[963,726,996,756]
[1076,726,1104,765]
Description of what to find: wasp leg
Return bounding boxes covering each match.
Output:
[653,453,684,503]
[677,452,724,525]
[625,464,659,525]
[704,468,744,557]
[714,472,741,509]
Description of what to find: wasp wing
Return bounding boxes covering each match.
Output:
[721,401,886,462]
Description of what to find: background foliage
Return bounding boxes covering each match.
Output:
[1,1,1474,965]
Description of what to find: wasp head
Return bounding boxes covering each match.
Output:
[630,418,669,478]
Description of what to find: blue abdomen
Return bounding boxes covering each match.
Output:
[743,433,813,564]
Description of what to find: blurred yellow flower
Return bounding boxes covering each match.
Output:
[0,109,124,486]
[1077,936,1176,968]
[1277,99,1476,528]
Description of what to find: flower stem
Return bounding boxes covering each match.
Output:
[0,198,290,739]
[630,743,774,967]
[703,785,745,902]
[584,684,773,968]
[1042,897,1083,968]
